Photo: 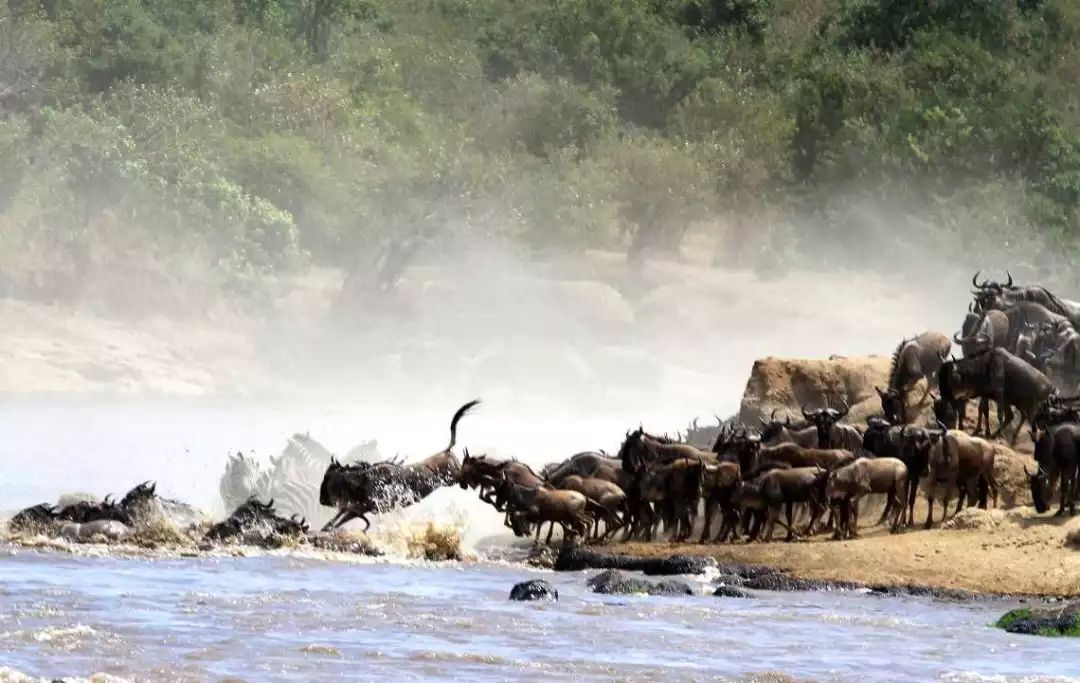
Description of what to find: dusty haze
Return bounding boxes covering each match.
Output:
[0,209,1067,516]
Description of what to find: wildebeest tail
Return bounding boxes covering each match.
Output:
[447,399,482,450]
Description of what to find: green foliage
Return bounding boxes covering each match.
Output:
[5,0,1080,310]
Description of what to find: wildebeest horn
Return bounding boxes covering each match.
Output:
[936,420,948,433]
[972,270,982,288]
[714,414,723,426]
[1006,270,1013,288]
[875,386,886,398]
[692,417,699,429]
[1024,464,1035,477]
[952,331,966,344]
[770,408,778,421]
[759,416,768,427]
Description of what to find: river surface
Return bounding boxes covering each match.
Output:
[1,546,1078,683]
[1,399,1080,682]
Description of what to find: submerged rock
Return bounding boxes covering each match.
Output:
[996,603,1080,636]
[509,579,559,602]
[554,546,715,575]
[713,585,753,598]
[587,569,693,596]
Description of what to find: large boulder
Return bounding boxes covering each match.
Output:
[554,546,716,575]
[996,603,1080,636]
[739,356,892,426]
[509,579,559,602]
[587,569,693,596]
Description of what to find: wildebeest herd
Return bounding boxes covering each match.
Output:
[6,272,1080,549]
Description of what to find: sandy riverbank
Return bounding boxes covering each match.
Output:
[612,507,1080,597]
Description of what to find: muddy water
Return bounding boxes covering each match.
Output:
[2,400,1079,682]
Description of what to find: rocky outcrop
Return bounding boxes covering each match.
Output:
[509,579,559,601]
[554,546,716,575]
[587,569,693,596]
[738,356,892,426]
[996,603,1080,636]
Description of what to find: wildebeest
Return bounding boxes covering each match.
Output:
[877,332,952,424]
[756,411,818,448]
[971,271,1080,330]
[1028,422,1080,516]
[801,402,863,452]
[697,460,741,543]
[938,348,1057,445]
[759,466,829,542]
[825,457,908,538]
[119,481,203,529]
[498,474,594,543]
[924,425,997,529]
[632,457,705,542]
[556,475,627,540]
[320,399,480,531]
[7,503,59,534]
[205,497,308,546]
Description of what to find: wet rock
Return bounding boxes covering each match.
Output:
[713,585,753,598]
[996,602,1080,636]
[525,543,557,570]
[587,569,693,596]
[509,579,559,602]
[554,546,716,575]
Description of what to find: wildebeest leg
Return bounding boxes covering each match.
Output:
[698,498,715,544]
[785,502,798,542]
[848,496,861,538]
[924,483,935,530]
[1010,408,1028,446]
[804,500,825,539]
[545,521,557,544]
[764,505,779,542]
[321,509,347,532]
[830,501,845,540]
[907,476,920,527]
[941,482,954,523]
[875,493,894,527]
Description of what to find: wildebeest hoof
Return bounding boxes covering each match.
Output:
[509,579,559,602]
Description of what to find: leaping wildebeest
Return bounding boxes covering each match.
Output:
[876,332,951,425]
[319,399,481,531]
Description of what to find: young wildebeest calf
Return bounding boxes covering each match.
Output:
[760,466,829,542]
[825,457,908,539]
[500,474,594,544]
[556,475,627,540]
[924,427,997,529]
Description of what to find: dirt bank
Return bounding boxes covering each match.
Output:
[613,508,1080,597]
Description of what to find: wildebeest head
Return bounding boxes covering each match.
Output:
[616,427,649,473]
[320,458,348,507]
[803,400,849,447]
[876,386,905,425]
[458,449,498,489]
[755,409,794,443]
[120,481,157,510]
[971,270,1014,310]
[1026,458,1050,514]
[729,429,762,473]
